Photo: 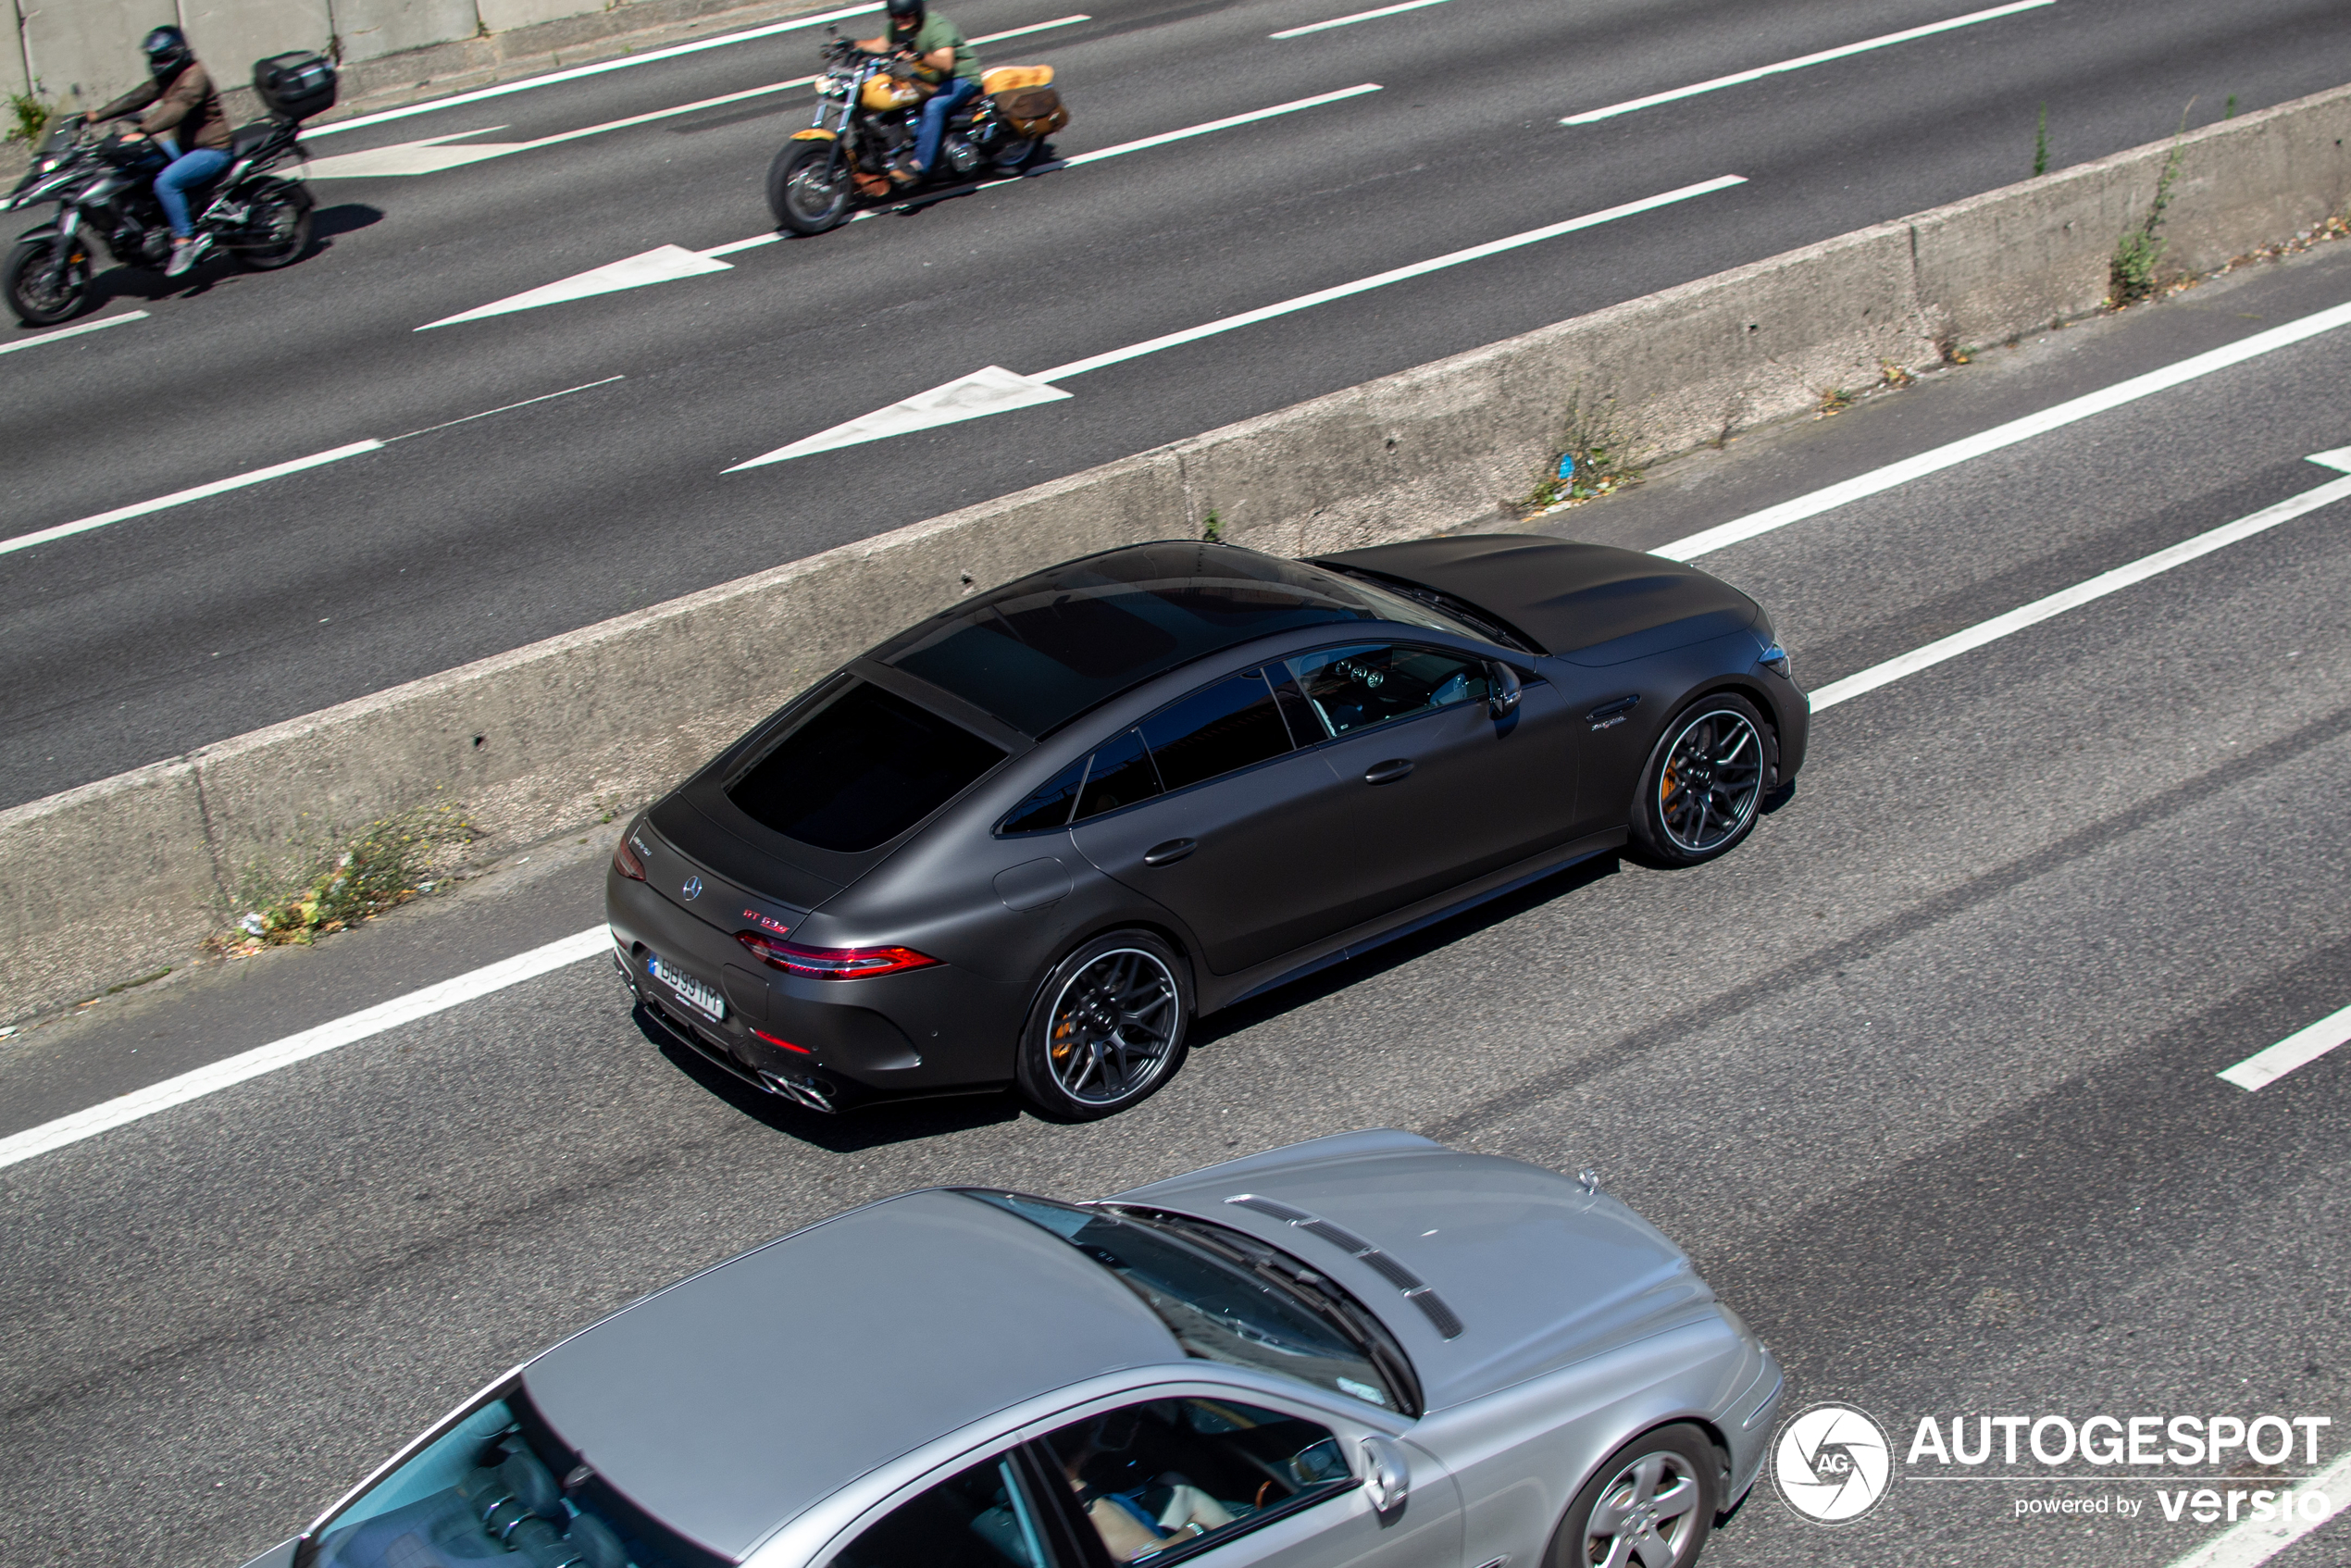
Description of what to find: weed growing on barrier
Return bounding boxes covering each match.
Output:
[1200,507,1224,543]
[1517,391,1640,515]
[2224,94,2237,119]
[2033,104,2048,177]
[215,803,478,953]
[2111,104,2192,305]
[1815,387,1854,417]
[1878,360,1915,391]
[6,93,52,144]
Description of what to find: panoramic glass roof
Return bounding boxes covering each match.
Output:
[875,542,1467,735]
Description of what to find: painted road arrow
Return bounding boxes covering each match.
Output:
[723,174,1748,470]
[415,83,1385,330]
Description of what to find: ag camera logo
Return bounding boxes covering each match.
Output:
[1773,1402,1896,1524]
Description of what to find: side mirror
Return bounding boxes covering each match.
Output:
[1486,661,1523,718]
[1360,1434,1410,1517]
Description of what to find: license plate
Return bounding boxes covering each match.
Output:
[647,953,726,1021]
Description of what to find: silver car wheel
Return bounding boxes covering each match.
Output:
[1656,707,1763,855]
[1045,947,1180,1105]
[1582,1450,1703,1568]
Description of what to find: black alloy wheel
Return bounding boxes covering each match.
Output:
[769,141,853,234]
[5,234,91,326]
[1628,692,1773,867]
[1547,1424,1723,1568]
[1014,931,1191,1119]
[229,183,313,269]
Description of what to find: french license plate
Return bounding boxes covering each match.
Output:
[647,953,726,1021]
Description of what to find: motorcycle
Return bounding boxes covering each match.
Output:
[766,31,1069,236]
[4,50,333,327]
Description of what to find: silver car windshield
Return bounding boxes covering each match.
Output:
[964,1191,1418,1415]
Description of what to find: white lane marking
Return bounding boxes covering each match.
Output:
[1061,81,1382,166]
[304,3,881,138]
[422,85,1380,326]
[305,17,1090,178]
[1656,300,2351,563]
[6,378,624,548]
[419,245,734,327]
[0,310,149,355]
[1,442,385,556]
[2163,1443,2351,1566]
[726,175,1744,467]
[1272,0,1454,40]
[0,930,611,1174]
[2219,1002,2351,1090]
[1562,0,2054,124]
[1809,455,2351,713]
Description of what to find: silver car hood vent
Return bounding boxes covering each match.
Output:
[1228,1194,1464,1339]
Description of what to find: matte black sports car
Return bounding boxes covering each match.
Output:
[606,537,1807,1117]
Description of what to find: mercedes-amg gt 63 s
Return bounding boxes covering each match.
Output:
[606,537,1808,1117]
[241,1132,1785,1568]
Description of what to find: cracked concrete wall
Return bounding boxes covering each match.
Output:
[6,81,2351,1020]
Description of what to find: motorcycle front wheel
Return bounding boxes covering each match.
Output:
[769,141,852,234]
[228,182,314,269]
[5,233,93,327]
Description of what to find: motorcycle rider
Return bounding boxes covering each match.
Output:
[89,26,230,278]
[855,0,980,184]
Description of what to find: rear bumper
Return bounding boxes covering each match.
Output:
[604,871,1028,1107]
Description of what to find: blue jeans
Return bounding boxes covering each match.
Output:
[912,76,980,173]
[155,146,231,237]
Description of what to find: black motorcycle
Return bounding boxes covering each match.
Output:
[766,32,1068,236]
[4,51,333,327]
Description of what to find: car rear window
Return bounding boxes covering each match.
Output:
[728,681,1006,853]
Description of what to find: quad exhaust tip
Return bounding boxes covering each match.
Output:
[757,1069,840,1114]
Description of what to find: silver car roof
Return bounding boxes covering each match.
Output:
[521,1188,1182,1560]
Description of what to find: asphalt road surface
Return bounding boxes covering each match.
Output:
[5,0,2350,809]
[5,234,2349,1568]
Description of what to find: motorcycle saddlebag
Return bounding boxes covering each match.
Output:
[253,51,338,122]
[991,85,1066,138]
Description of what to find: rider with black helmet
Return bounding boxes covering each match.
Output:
[854,0,981,185]
[91,26,231,277]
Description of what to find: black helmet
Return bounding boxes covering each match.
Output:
[884,0,924,25]
[142,25,193,79]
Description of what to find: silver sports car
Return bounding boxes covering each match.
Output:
[242,1132,1783,1568]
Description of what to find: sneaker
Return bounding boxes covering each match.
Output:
[164,234,210,278]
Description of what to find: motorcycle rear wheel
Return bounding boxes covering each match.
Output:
[5,234,92,327]
[989,136,1043,173]
[229,183,314,269]
[769,141,852,234]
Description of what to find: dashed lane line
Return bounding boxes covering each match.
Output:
[0,311,148,355]
[1,377,624,555]
[2218,1001,2351,1091]
[0,930,611,1175]
[1807,452,2351,712]
[1272,0,1456,41]
[1561,0,2054,125]
[1655,298,2351,564]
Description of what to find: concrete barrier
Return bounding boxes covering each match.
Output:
[5,81,2349,1020]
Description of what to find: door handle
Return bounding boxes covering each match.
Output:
[1141,838,1197,866]
[1362,758,1414,785]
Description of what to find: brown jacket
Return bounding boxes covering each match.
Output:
[94,62,230,151]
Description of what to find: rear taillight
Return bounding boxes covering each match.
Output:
[612,835,647,880]
[734,930,939,979]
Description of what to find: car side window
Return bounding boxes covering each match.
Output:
[1283,645,1490,740]
[834,1454,1055,1568]
[1076,728,1163,821]
[1137,671,1296,793]
[1003,756,1089,834]
[1041,1399,1354,1564]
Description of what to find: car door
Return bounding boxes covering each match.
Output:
[1272,642,1581,928]
[1068,668,1368,975]
[1035,1391,1462,1568]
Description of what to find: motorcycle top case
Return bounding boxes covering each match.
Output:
[253,51,337,122]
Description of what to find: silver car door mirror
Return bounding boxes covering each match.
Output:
[1360,1434,1410,1516]
[1486,661,1523,718]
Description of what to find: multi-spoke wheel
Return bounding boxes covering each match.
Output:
[1015,931,1190,1119]
[1628,693,1773,867]
[1549,1425,1723,1568]
[767,141,852,234]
